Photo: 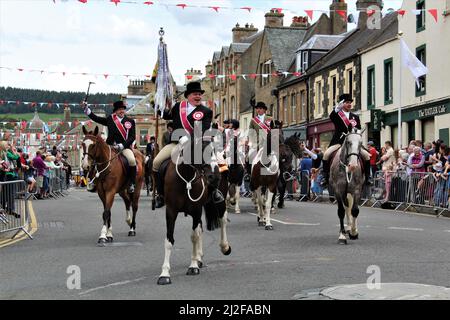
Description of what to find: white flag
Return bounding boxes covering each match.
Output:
[400,39,428,88]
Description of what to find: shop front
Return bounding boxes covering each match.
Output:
[306,119,335,150]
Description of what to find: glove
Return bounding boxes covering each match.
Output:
[117,143,124,151]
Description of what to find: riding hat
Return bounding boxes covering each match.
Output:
[254,101,267,110]
[113,100,126,112]
[339,94,353,102]
[184,81,205,98]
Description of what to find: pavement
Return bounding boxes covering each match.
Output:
[0,188,449,300]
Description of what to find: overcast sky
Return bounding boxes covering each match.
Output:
[0,0,403,96]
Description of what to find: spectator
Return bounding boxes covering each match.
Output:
[312,147,323,169]
[367,141,379,178]
[310,167,323,197]
[379,141,395,172]
[32,150,48,199]
[1,142,20,217]
[423,142,435,170]
[162,122,174,147]
[407,146,426,175]
[432,162,448,208]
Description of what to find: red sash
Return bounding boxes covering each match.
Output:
[179,101,194,134]
[253,116,271,134]
[112,114,128,140]
[338,111,353,129]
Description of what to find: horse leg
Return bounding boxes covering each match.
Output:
[99,192,115,245]
[234,186,241,214]
[119,191,132,227]
[229,183,236,206]
[255,187,265,226]
[187,217,202,276]
[157,207,177,285]
[337,200,347,245]
[219,210,232,255]
[264,188,274,230]
[349,196,359,240]
[128,191,139,237]
[277,178,285,209]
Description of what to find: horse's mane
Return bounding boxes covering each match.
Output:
[283,135,302,158]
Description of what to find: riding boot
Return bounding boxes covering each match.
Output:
[128,166,136,194]
[153,171,165,208]
[320,160,330,188]
[364,160,373,186]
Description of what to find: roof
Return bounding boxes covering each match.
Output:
[229,43,251,54]
[212,51,221,63]
[265,27,308,71]
[220,46,230,58]
[28,110,44,129]
[296,34,346,52]
[242,30,263,43]
[307,12,398,75]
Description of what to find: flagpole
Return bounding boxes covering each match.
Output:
[397,31,403,150]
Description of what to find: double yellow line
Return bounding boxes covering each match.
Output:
[0,202,38,249]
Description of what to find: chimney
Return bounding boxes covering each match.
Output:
[185,68,202,85]
[265,9,284,28]
[64,105,71,123]
[356,0,384,30]
[232,23,259,43]
[330,0,348,35]
[290,16,310,28]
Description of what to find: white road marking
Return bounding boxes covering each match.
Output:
[79,277,147,296]
[388,227,424,231]
[248,212,320,226]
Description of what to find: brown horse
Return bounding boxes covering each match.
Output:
[156,139,231,285]
[81,126,145,245]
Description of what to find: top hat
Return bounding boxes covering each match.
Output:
[113,100,126,112]
[254,101,267,110]
[184,81,205,98]
[339,94,353,102]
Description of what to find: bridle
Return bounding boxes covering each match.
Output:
[339,131,363,183]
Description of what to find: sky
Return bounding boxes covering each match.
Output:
[0,0,403,96]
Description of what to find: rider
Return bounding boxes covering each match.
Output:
[82,100,138,193]
[320,94,372,188]
[152,81,224,208]
[248,102,273,170]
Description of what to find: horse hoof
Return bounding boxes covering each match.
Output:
[265,225,274,231]
[349,233,359,240]
[235,210,240,214]
[222,246,231,256]
[186,267,200,276]
[198,261,203,268]
[97,238,107,246]
[128,231,136,237]
[338,239,347,245]
[107,237,113,243]
[157,277,171,285]
[277,203,284,209]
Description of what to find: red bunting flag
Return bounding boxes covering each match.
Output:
[177,4,187,9]
[208,74,216,79]
[428,9,438,22]
[143,1,153,5]
[249,73,257,79]
[367,9,375,17]
[397,9,406,16]
[186,75,193,80]
[110,0,120,6]
[16,100,21,105]
[293,72,301,77]
[104,74,109,79]
[209,6,220,13]
[37,133,40,139]
[271,72,279,78]
[272,8,282,14]
[305,10,314,20]
[241,7,251,12]
[229,74,237,81]
[336,10,347,19]
[78,0,87,3]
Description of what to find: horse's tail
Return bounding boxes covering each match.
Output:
[203,199,223,231]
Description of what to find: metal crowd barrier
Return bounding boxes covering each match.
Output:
[47,168,69,199]
[0,180,33,239]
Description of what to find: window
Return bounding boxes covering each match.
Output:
[416,0,426,32]
[296,53,301,72]
[283,96,288,123]
[384,58,393,105]
[332,76,337,106]
[290,93,296,124]
[259,63,264,87]
[231,96,236,119]
[223,99,227,119]
[367,65,375,109]
[416,45,426,96]
[140,129,148,146]
[348,69,353,97]
[316,82,322,116]
[302,51,308,72]
[300,90,306,120]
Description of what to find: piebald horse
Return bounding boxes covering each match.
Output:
[81,126,145,245]
[329,129,365,244]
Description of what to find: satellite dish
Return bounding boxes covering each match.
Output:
[347,13,355,24]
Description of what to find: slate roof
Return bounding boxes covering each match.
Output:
[229,43,251,54]
[265,27,308,71]
[296,34,346,52]
[212,51,221,63]
[306,12,398,75]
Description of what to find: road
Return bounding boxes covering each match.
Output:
[1,188,449,300]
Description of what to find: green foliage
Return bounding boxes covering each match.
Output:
[0,86,118,115]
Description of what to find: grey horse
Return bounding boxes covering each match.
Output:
[329,129,364,244]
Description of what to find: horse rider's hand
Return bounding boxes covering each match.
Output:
[117,143,124,151]
[81,101,88,109]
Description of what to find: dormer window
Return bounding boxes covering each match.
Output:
[302,51,308,72]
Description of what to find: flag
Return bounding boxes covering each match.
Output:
[400,39,428,88]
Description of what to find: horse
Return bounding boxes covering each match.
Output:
[329,129,365,244]
[144,145,157,196]
[275,132,303,209]
[81,126,145,245]
[226,135,246,214]
[156,136,231,285]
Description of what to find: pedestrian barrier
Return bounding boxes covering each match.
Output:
[0,180,33,239]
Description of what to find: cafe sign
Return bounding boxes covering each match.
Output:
[418,105,447,119]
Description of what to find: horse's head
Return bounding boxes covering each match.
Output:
[340,128,363,172]
[284,132,303,158]
[81,125,100,172]
[279,144,293,173]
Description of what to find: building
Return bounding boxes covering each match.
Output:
[361,0,450,148]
